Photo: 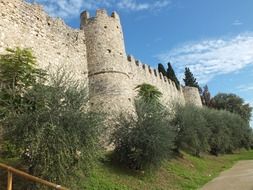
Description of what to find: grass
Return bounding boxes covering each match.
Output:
[81,150,253,190]
[0,150,253,190]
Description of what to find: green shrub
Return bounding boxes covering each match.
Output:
[1,141,20,158]
[111,99,175,170]
[0,48,45,118]
[204,109,232,155]
[3,72,103,188]
[205,109,252,155]
[174,104,253,156]
[174,105,210,157]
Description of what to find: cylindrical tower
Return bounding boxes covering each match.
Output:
[80,9,133,116]
[183,86,202,107]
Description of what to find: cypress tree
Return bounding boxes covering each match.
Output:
[183,67,201,93]
[158,63,167,77]
[166,62,180,90]
[202,85,211,106]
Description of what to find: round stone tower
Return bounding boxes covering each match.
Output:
[80,9,133,115]
[183,86,202,107]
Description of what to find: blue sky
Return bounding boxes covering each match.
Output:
[28,0,253,125]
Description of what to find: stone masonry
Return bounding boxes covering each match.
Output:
[0,0,202,117]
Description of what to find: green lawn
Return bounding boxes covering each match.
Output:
[0,150,253,190]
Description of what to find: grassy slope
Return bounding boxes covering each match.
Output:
[0,151,252,190]
[82,150,253,190]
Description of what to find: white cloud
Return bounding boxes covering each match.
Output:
[117,0,170,11]
[157,33,253,84]
[237,84,253,92]
[29,0,170,18]
[117,0,149,11]
[232,20,243,26]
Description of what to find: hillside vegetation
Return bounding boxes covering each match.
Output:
[1,150,253,190]
[82,150,253,190]
[0,48,252,190]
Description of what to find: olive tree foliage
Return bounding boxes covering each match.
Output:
[210,93,252,123]
[112,83,175,170]
[173,105,210,157]
[174,104,253,156]
[0,48,103,188]
[0,48,46,118]
[5,73,103,186]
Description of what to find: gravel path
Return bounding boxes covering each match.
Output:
[200,160,253,190]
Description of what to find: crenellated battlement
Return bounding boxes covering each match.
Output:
[126,54,179,91]
[0,0,201,119]
[80,9,120,29]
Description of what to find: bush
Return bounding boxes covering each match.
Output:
[3,72,103,188]
[174,104,253,156]
[0,48,45,118]
[111,99,175,170]
[174,105,210,157]
[204,109,232,155]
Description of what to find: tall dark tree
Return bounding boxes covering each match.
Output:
[166,62,180,90]
[202,85,211,106]
[158,63,167,77]
[183,67,201,93]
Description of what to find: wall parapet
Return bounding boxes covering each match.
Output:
[80,9,120,29]
[127,54,179,91]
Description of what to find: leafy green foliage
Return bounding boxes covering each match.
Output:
[112,84,174,170]
[183,67,201,93]
[112,99,175,170]
[4,73,103,187]
[0,48,103,188]
[174,104,253,156]
[210,93,252,123]
[135,83,162,104]
[0,48,45,118]
[174,105,210,157]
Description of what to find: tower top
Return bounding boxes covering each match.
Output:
[80,9,119,25]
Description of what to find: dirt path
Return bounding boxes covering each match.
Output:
[200,160,253,190]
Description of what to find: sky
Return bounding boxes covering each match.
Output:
[28,0,253,125]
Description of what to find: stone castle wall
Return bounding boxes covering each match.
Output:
[0,0,88,84]
[0,0,202,116]
[127,55,185,107]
